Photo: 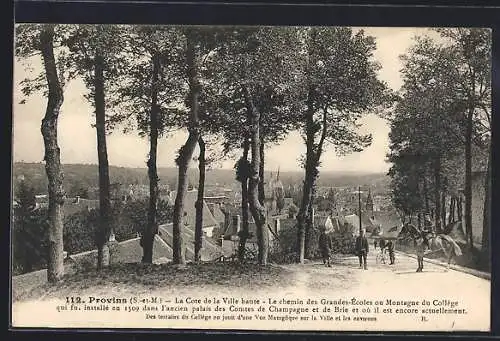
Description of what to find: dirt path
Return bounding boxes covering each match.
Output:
[278,251,456,295]
[11,252,490,330]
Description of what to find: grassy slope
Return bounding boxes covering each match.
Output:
[13,262,293,303]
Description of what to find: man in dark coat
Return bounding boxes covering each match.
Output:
[386,240,395,265]
[318,227,332,267]
[355,229,369,270]
[416,236,427,272]
[379,238,386,253]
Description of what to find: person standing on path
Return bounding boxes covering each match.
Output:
[379,238,386,253]
[355,229,369,270]
[416,215,432,272]
[386,239,395,265]
[318,227,332,267]
[416,236,427,272]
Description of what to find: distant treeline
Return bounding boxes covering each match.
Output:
[12,162,389,198]
[13,163,208,197]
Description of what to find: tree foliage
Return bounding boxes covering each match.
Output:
[296,27,392,262]
[12,181,48,275]
[107,25,186,136]
[15,24,77,102]
[388,29,491,246]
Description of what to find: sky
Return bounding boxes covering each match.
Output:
[12,26,435,173]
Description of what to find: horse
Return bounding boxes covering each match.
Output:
[398,222,463,272]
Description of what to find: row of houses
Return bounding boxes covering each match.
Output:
[12,194,100,217]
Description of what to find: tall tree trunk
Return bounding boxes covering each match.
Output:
[481,145,491,262]
[297,178,314,262]
[441,192,446,231]
[448,197,454,225]
[39,25,65,282]
[243,86,268,265]
[258,140,265,206]
[458,196,463,222]
[94,42,112,270]
[423,174,430,214]
[305,189,315,259]
[453,197,457,222]
[464,108,474,250]
[433,158,441,233]
[142,53,160,264]
[297,104,327,263]
[297,103,315,264]
[238,140,250,263]
[194,136,206,262]
[172,32,201,265]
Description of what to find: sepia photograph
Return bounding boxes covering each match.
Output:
[11,24,492,331]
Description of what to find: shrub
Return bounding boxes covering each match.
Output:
[267,218,356,264]
[287,203,298,218]
[64,198,174,254]
[12,207,49,275]
[115,198,173,238]
[268,219,299,264]
[13,197,175,275]
[63,209,99,254]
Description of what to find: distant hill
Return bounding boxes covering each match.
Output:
[277,170,390,190]
[12,162,390,196]
[12,163,239,195]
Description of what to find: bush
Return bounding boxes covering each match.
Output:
[269,219,299,264]
[268,218,356,264]
[64,209,100,254]
[13,198,175,275]
[64,198,174,254]
[115,198,173,239]
[12,207,49,275]
[64,204,137,255]
[12,180,49,274]
[112,200,147,240]
[287,204,298,218]
[329,232,356,255]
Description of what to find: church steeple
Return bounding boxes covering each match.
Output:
[366,188,374,213]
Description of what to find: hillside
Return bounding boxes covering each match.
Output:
[278,170,390,191]
[12,162,390,196]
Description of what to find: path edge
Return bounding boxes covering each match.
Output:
[395,250,491,280]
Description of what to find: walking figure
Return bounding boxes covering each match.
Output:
[416,236,427,272]
[379,238,386,253]
[318,227,332,267]
[386,239,395,265]
[355,229,369,270]
[416,214,433,272]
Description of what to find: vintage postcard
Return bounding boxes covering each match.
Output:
[11,24,491,332]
